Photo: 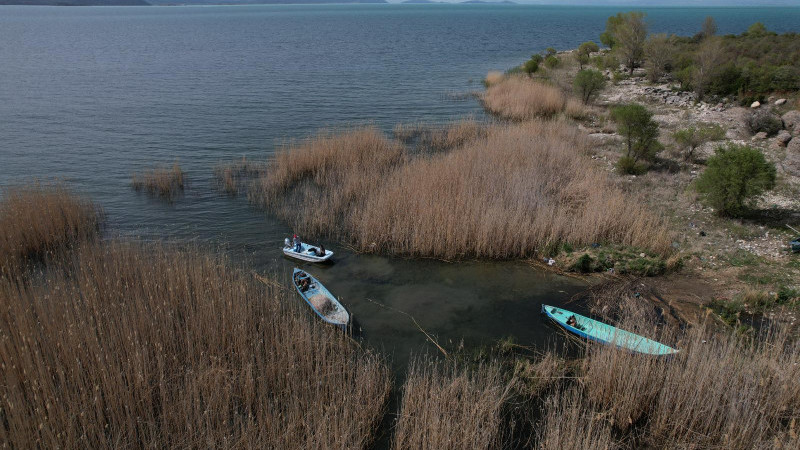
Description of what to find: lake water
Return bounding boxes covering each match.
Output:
[2,4,799,367]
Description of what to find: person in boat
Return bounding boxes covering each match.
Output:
[309,244,325,257]
[293,234,301,252]
[566,315,578,327]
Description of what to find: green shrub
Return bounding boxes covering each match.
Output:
[611,103,663,168]
[571,254,594,273]
[616,156,646,175]
[523,54,543,75]
[695,143,776,216]
[746,109,783,136]
[673,123,725,161]
[573,69,606,104]
[544,55,560,69]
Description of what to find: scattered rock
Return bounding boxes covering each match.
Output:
[752,131,768,140]
[775,98,787,106]
[751,101,761,109]
[776,130,792,147]
[782,110,800,132]
[786,139,800,176]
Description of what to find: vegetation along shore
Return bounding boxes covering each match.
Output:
[3,11,800,449]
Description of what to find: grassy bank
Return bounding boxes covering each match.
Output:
[482,75,589,121]
[0,184,102,277]
[251,121,671,259]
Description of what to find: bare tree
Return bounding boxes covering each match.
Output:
[693,37,724,99]
[702,16,718,39]
[644,33,673,82]
[614,12,648,76]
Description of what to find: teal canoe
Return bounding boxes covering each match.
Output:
[541,304,678,356]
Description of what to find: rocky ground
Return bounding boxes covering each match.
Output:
[576,70,800,323]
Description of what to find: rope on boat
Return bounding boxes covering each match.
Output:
[365,297,449,358]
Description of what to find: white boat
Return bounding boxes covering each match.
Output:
[283,238,333,262]
[293,268,349,329]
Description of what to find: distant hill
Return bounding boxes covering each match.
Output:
[0,0,148,4]
[460,0,516,4]
[146,0,387,4]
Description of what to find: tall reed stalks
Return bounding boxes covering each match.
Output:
[132,163,185,199]
[392,357,511,450]
[252,122,671,259]
[482,76,567,121]
[0,184,102,277]
[0,242,391,448]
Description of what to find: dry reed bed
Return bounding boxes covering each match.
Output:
[213,157,268,195]
[392,119,486,153]
[482,76,569,121]
[0,184,102,276]
[392,322,800,449]
[252,121,671,259]
[0,242,391,448]
[132,163,185,199]
[392,359,511,449]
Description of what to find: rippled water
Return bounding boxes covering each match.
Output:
[2,4,798,364]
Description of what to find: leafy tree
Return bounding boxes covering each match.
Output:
[745,22,769,37]
[600,13,627,48]
[701,16,717,39]
[545,47,557,57]
[611,103,663,171]
[673,123,725,161]
[574,69,606,104]
[644,33,674,82]
[544,55,560,69]
[696,143,776,216]
[575,41,599,69]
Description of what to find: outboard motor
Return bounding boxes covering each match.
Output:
[284,237,291,248]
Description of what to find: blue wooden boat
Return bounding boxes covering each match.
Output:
[292,268,349,330]
[541,304,678,356]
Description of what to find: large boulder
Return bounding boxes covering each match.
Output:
[783,110,800,134]
[786,138,800,177]
[776,130,793,147]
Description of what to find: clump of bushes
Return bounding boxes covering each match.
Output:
[132,163,185,199]
[746,109,783,136]
[523,54,543,75]
[568,246,666,276]
[695,143,776,216]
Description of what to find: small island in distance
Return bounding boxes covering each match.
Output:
[402,0,515,3]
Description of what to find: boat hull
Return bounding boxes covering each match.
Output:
[293,268,349,330]
[283,242,333,263]
[541,304,678,356]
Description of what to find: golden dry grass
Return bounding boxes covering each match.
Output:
[537,386,618,450]
[0,242,391,448]
[483,71,505,87]
[0,184,102,276]
[252,122,671,259]
[391,358,511,450]
[482,76,566,121]
[132,163,185,199]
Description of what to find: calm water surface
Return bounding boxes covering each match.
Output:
[2,4,799,365]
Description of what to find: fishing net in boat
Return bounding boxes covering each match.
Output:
[309,294,336,315]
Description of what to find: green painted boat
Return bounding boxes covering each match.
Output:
[541,304,678,356]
